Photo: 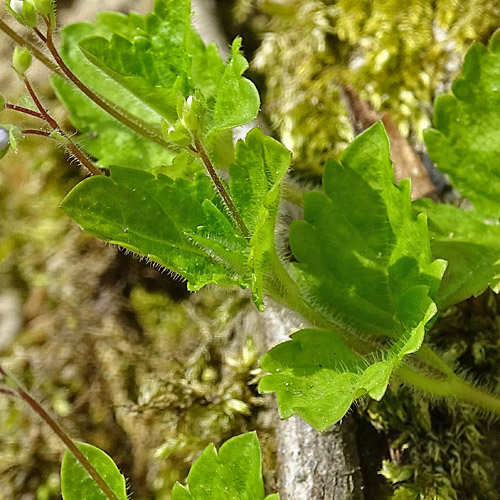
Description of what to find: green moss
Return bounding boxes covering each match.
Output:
[361,290,500,500]
[241,0,500,175]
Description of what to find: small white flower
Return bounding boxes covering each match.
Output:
[10,0,24,16]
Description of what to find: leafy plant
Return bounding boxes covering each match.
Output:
[2,0,500,498]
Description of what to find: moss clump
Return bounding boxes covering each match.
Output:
[361,291,500,500]
[238,0,500,175]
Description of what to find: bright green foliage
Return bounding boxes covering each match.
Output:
[76,0,192,122]
[259,123,446,429]
[171,432,278,500]
[414,200,500,309]
[61,166,249,291]
[230,128,291,309]
[51,23,177,172]
[290,123,446,335]
[61,442,127,500]
[61,128,288,306]
[212,38,260,131]
[425,31,500,217]
[259,319,434,431]
[416,35,500,309]
[51,0,259,175]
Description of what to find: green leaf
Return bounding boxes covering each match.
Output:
[414,199,500,309]
[61,442,127,500]
[52,21,177,172]
[171,432,277,500]
[77,0,192,121]
[259,315,435,431]
[290,122,446,336]
[229,128,291,309]
[61,166,250,291]
[212,38,260,131]
[424,35,500,217]
[259,123,446,429]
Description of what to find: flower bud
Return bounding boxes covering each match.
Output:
[0,127,10,160]
[8,0,24,16]
[12,46,32,76]
[7,0,37,27]
[31,0,53,14]
[162,120,192,148]
[177,92,206,133]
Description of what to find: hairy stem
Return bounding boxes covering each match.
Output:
[0,367,119,500]
[22,128,51,136]
[23,76,58,129]
[0,18,59,73]
[5,103,45,120]
[22,76,101,176]
[193,137,250,238]
[396,363,500,417]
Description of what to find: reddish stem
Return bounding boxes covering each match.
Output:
[0,365,119,500]
[22,129,51,137]
[33,27,47,43]
[22,76,101,176]
[5,103,45,120]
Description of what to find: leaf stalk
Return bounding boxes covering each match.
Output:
[193,137,250,239]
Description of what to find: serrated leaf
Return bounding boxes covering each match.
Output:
[77,0,192,122]
[171,432,277,500]
[424,33,500,217]
[52,22,177,171]
[229,128,291,309]
[259,297,436,430]
[61,442,127,500]
[212,38,260,131]
[259,123,445,429]
[290,123,446,336]
[414,199,500,309]
[61,166,250,290]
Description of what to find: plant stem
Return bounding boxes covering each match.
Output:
[0,367,119,500]
[193,137,250,239]
[22,76,102,176]
[416,344,456,377]
[0,18,59,73]
[395,363,500,417]
[22,128,50,137]
[23,76,58,129]
[5,103,45,120]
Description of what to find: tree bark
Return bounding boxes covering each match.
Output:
[262,306,365,500]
